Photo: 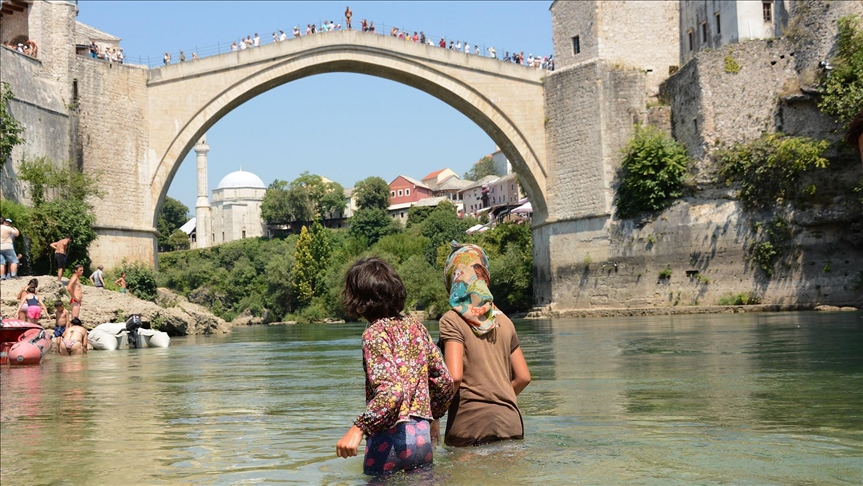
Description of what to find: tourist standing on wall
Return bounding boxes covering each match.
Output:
[163,52,171,65]
[49,236,72,283]
[0,218,20,280]
[345,6,352,30]
[253,33,260,47]
[438,242,531,447]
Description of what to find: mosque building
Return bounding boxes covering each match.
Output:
[183,136,267,248]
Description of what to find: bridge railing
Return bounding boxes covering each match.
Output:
[129,20,552,70]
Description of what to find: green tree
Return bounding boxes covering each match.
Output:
[354,176,391,210]
[349,208,400,245]
[260,173,346,225]
[167,229,191,251]
[116,260,158,301]
[398,255,450,318]
[157,196,190,251]
[420,201,474,266]
[292,226,315,308]
[615,125,689,219]
[464,155,500,181]
[0,82,24,170]
[19,156,103,207]
[818,15,863,125]
[309,220,332,296]
[406,205,436,228]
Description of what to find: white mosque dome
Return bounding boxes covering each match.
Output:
[215,169,266,190]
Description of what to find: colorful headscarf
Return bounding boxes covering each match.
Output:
[444,241,497,336]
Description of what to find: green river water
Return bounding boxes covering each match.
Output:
[1,312,861,485]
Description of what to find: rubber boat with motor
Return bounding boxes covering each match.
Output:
[88,315,170,350]
[1,318,52,365]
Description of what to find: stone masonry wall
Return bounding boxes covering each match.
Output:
[597,1,680,95]
[0,48,70,203]
[789,0,863,74]
[550,0,599,70]
[27,0,75,97]
[73,57,154,266]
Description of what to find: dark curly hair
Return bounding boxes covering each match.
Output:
[341,257,406,322]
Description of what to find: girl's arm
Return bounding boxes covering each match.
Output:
[510,347,531,396]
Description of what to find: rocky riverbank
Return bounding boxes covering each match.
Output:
[1,276,230,335]
[525,303,860,319]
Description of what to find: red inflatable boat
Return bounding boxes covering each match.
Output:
[1,319,52,365]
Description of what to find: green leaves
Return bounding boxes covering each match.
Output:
[157,196,190,251]
[464,155,500,180]
[818,15,863,125]
[0,82,24,170]
[615,125,689,219]
[354,176,391,211]
[260,172,346,224]
[717,133,829,209]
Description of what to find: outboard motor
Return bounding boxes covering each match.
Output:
[125,315,143,348]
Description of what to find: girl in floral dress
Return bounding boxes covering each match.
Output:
[336,257,455,475]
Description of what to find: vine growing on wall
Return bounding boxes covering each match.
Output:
[0,82,24,169]
[818,14,863,125]
[615,125,690,219]
[716,133,829,209]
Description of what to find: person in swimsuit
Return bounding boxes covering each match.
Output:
[53,300,68,352]
[16,278,39,320]
[60,317,88,355]
[114,272,127,293]
[19,282,48,324]
[67,264,84,319]
[50,236,72,283]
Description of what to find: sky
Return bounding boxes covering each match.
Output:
[77,1,554,214]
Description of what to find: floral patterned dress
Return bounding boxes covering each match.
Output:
[354,315,454,475]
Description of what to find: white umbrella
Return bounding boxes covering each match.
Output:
[512,202,532,214]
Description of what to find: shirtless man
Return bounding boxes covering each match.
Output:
[53,300,69,353]
[59,317,87,355]
[50,236,72,282]
[67,264,84,319]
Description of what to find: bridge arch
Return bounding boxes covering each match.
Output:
[145,31,548,228]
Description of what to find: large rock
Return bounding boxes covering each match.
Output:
[1,276,230,335]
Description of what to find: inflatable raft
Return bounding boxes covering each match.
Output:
[1,319,52,365]
[88,316,170,350]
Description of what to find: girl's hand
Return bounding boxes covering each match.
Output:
[336,425,364,458]
[430,419,441,446]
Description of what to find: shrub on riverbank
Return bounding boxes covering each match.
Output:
[157,209,534,323]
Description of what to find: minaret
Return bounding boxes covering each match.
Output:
[194,136,212,249]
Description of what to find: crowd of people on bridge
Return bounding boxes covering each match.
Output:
[88,40,124,63]
[160,6,552,70]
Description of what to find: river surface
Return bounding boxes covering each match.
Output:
[1,312,861,485]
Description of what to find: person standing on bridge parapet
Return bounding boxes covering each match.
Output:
[163,52,171,65]
[345,6,352,30]
[253,33,260,47]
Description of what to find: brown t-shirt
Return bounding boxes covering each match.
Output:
[438,310,523,446]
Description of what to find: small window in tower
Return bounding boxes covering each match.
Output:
[701,21,708,43]
[715,13,721,34]
[688,30,694,51]
[222,232,225,241]
[572,35,580,55]
[763,2,772,22]
[242,230,246,239]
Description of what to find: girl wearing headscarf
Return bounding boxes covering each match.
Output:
[438,242,531,447]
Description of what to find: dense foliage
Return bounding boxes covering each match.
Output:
[17,156,101,273]
[157,197,190,251]
[353,176,391,210]
[464,156,500,181]
[0,82,24,170]
[818,15,863,125]
[113,260,158,301]
[615,125,689,219]
[157,203,533,323]
[261,172,346,225]
[717,133,829,209]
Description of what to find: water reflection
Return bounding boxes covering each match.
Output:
[1,313,861,485]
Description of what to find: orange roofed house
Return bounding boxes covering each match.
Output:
[421,168,459,190]
[389,175,434,204]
